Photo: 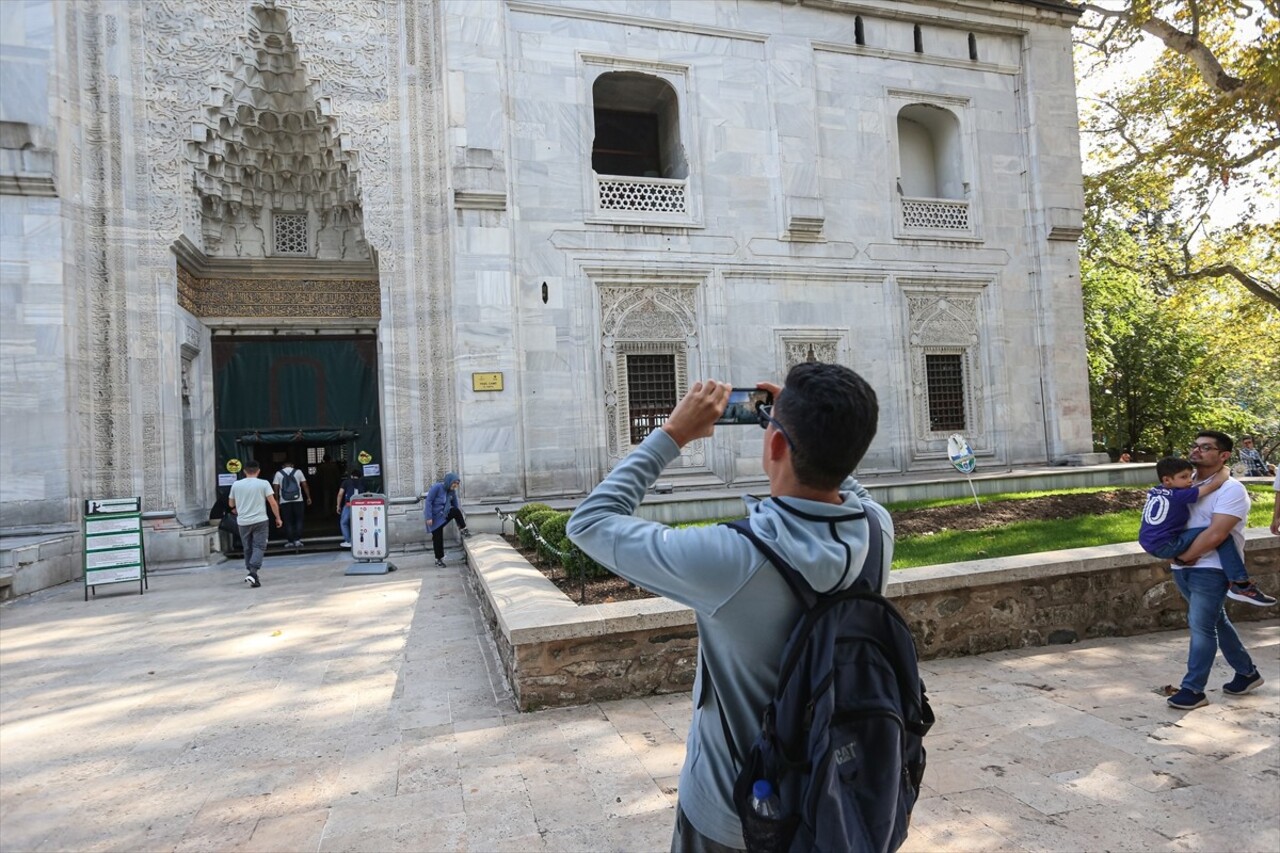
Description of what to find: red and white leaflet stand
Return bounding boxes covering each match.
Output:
[345,493,396,575]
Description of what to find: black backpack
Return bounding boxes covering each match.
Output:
[279,468,301,502]
[717,512,933,853]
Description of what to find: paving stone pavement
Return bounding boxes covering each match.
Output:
[1,547,1276,852]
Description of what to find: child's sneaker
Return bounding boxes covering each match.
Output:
[1226,582,1278,607]
[1166,688,1208,710]
[435,558,446,568]
[1223,670,1264,695]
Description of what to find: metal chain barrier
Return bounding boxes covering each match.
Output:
[494,506,587,603]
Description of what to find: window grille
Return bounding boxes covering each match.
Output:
[273,212,308,255]
[926,353,966,431]
[597,176,688,214]
[902,199,969,231]
[626,354,677,444]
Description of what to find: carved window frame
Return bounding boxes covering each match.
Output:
[580,54,703,228]
[898,279,990,462]
[591,270,707,471]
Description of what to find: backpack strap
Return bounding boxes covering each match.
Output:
[707,510,887,770]
[723,510,885,600]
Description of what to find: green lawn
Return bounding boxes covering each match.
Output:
[890,485,1276,569]
[677,485,1277,570]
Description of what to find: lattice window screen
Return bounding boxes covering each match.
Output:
[901,199,969,231]
[273,213,309,255]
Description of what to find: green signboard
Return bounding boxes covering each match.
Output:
[83,497,148,600]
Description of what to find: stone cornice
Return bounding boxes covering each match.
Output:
[171,234,377,280]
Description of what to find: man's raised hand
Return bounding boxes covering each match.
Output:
[662,380,732,448]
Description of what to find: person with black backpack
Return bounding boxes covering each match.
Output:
[568,363,931,853]
[272,459,311,549]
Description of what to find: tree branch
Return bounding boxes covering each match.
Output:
[1079,3,1245,92]
[1166,263,1280,309]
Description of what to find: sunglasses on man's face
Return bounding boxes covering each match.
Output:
[756,404,796,450]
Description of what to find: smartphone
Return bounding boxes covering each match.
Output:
[716,387,774,425]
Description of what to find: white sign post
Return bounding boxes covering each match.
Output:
[346,494,396,575]
[947,434,982,511]
[83,497,147,600]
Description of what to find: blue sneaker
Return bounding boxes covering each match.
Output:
[1167,688,1208,710]
[1223,670,1264,695]
[1226,582,1277,607]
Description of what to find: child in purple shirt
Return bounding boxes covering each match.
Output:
[1140,458,1275,606]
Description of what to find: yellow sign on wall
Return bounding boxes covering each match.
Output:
[472,372,504,392]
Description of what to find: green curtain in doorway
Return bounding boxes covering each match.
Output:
[212,337,382,469]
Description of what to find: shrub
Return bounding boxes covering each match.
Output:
[537,512,571,563]
[518,510,558,552]
[515,502,553,523]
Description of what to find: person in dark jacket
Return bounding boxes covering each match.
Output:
[336,467,366,548]
[425,472,470,567]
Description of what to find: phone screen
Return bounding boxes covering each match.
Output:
[716,388,773,425]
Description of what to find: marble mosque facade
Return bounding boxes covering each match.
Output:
[0,0,1098,560]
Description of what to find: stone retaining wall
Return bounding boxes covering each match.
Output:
[466,532,1280,711]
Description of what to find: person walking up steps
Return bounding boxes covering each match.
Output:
[336,467,365,548]
[425,472,470,567]
[227,461,282,588]
[273,459,311,548]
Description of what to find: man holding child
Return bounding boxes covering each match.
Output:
[1163,431,1269,710]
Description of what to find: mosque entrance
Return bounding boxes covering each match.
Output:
[213,335,382,544]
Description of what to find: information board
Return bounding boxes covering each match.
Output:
[83,497,147,600]
[349,494,388,561]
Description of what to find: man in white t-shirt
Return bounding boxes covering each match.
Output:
[1165,431,1265,710]
[228,461,282,588]
[272,459,312,549]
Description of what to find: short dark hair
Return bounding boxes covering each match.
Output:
[773,362,879,490]
[1197,430,1233,453]
[244,460,261,473]
[1156,457,1194,480]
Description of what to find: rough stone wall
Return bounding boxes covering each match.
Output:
[485,539,1279,711]
[900,544,1280,659]
[513,626,699,712]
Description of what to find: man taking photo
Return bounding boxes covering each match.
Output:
[568,363,893,851]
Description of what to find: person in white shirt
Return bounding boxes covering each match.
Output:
[272,459,312,548]
[1164,432,1266,710]
[228,461,282,588]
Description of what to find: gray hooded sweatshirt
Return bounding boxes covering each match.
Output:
[566,428,893,848]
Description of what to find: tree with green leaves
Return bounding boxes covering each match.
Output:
[1076,0,1279,309]
[1081,217,1263,457]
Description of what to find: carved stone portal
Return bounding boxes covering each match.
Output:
[190,2,369,261]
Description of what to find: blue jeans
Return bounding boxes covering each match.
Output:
[239,521,269,575]
[339,505,351,542]
[1172,567,1255,693]
[1150,527,1248,583]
